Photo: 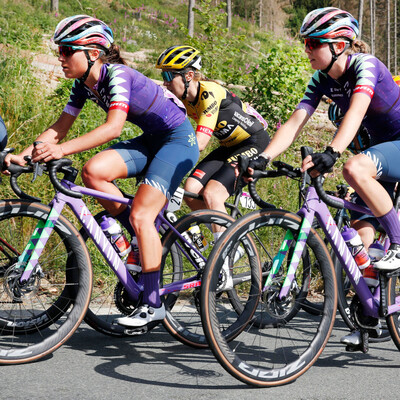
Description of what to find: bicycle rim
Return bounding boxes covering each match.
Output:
[201,209,337,387]
[83,212,182,337]
[386,273,400,350]
[0,200,92,364]
[161,209,258,348]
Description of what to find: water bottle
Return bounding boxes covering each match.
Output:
[369,242,385,262]
[364,242,384,288]
[127,236,141,273]
[100,216,131,257]
[188,225,209,252]
[342,226,370,269]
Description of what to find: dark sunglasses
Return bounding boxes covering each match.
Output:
[161,71,182,82]
[304,38,325,51]
[58,46,79,57]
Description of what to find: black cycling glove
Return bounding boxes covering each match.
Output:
[248,154,270,171]
[310,146,340,174]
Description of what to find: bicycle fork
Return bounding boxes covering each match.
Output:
[263,216,312,300]
[17,200,65,285]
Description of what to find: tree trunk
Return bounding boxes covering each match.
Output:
[227,0,232,31]
[51,0,59,12]
[358,0,364,37]
[188,0,195,37]
[259,0,263,29]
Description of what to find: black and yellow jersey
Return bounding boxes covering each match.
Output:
[183,81,267,147]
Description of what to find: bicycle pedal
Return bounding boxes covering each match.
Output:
[361,331,369,354]
[385,268,400,277]
[124,326,148,336]
[345,344,362,352]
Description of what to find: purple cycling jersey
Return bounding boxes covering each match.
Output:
[63,64,187,134]
[297,53,400,145]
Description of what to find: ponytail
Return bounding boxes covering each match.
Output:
[347,39,370,54]
[101,44,127,65]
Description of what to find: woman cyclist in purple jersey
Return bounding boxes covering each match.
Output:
[248,7,400,346]
[5,15,199,329]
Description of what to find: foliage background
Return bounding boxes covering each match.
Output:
[0,0,343,215]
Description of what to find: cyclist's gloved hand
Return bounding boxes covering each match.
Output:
[248,154,270,172]
[310,146,340,174]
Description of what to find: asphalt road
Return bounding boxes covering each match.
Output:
[1,315,399,400]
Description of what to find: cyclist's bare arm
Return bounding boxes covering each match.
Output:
[263,108,309,160]
[196,129,213,151]
[33,108,127,163]
[4,112,76,169]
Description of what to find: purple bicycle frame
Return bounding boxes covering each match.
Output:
[20,178,206,300]
[297,186,400,318]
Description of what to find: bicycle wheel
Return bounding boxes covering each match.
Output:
[160,209,260,348]
[201,209,337,387]
[0,200,92,364]
[385,273,400,350]
[82,212,183,337]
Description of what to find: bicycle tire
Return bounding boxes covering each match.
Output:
[161,209,258,348]
[0,200,92,364]
[385,273,400,350]
[201,209,337,387]
[82,211,183,337]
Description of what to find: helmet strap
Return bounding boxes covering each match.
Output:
[181,74,190,100]
[79,50,95,83]
[321,42,349,74]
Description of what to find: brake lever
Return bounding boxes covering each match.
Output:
[31,141,44,183]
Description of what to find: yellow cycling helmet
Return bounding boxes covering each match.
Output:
[156,45,202,71]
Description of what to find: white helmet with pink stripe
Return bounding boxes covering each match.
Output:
[53,15,114,52]
[300,7,359,43]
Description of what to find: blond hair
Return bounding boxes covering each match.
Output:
[346,39,370,54]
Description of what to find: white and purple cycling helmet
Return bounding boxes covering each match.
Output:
[53,15,113,82]
[300,7,359,42]
[53,15,114,51]
[300,8,359,73]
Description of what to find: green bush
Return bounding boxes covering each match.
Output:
[241,42,311,129]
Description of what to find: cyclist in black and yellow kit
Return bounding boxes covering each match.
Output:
[156,46,270,238]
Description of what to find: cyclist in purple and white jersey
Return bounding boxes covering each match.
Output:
[5,15,199,329]
[247,8,400,343]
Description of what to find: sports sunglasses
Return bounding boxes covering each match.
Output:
[161,71,183,82]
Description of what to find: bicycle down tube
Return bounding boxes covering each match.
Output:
[18,177,206,300]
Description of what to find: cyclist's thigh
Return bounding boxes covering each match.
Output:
[83,149,129,180]
[362,140,400,182]
[145,119,199,198]
[109,135,151,177]
[213,138,270,195]
[188,147,228,188]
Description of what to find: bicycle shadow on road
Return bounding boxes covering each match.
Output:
[314,317,400,371]
[63,323,243,390]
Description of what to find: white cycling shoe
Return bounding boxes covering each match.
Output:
[340,321,382,346]
[340,330,361,346]
[218,261,234,292]
[374,244,400,271]
[116,304,165,328]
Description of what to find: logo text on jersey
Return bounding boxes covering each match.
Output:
[197,125,213,136]
[109,102,129,112]
[233,111,254,127]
